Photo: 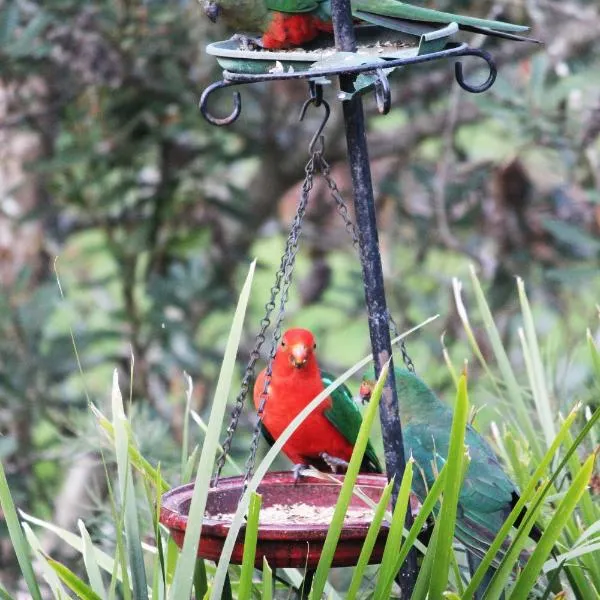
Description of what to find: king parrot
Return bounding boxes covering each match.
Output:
[253,327,381,477]
[359,368,544,564]
[202,0,533,50]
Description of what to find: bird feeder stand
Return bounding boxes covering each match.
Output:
[161,0,513,595]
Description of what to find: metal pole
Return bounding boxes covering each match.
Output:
[330,0,418,593]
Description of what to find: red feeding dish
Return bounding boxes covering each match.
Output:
[160,471,420,568]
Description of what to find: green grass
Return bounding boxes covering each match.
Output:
[0,267,598,599]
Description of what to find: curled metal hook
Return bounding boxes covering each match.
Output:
[454,48,497,94]
[299,89,331,155]
[199,79,242,126]
[373,68,391,115]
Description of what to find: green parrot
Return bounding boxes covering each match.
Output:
[359,368,543,563]
[201,0,533,50]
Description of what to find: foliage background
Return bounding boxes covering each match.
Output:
[0,0,598,592]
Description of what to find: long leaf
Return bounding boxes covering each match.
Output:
[238,492,262,600]
[0,462,43,600]
[112,371,149,599]
[347,480,394,600]
[378,465,449,596]
[262,557,273,600]
[78,520,107,598]
[22,523,64,599]
[309,362,389,600]
[465,268,542,457]
[517,278,556,448]
[373,461,413,600]
[47,557,103,600]
[171,260,256,600]
[463,403,581,596]
[509,452,597,598]
[482,482,548,600]
[91,404,170,493]
[428,373,469,599]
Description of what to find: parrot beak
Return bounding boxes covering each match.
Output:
[290,344,309,368]
[203,0,221,23]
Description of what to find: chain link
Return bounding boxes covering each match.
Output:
[242,153,316,486]
[318,153,415,373]
[212,160,314,484]
[213,92,416,487]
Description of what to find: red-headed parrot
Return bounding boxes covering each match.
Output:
[253,327,381,478]
[202,0,532,49]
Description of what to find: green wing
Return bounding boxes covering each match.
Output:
[350,0,529,33]
[265,0,321,13]
[320,370,382,473]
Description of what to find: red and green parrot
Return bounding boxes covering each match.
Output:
[202,0,532,50]
[253,327,381,479]
[359,369,547,567]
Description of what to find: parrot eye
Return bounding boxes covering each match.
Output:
[281,341,286,347]
[313,343,316,349]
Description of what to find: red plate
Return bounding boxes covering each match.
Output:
[160,471,420,568]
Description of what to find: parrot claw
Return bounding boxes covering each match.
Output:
[231,33,264,51]
[320,452,349,474]
[292,463,310,483]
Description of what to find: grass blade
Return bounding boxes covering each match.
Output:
[171,260,256,600]
[78,520,106,598]
[465,268,542,457]
[373,460,413,600]
[378,465,449,596]
[181,373,194,481]
[411,523,439,599]
[193,559,208,600]
[0,584,14,600]
[0,462,43,600]
[91,404,170,492]
[309,362,389,600]
[47,557,103,600]
[347,479,394,600]
[517,278,556,448]
[262,558,273,600]
[22,523,64,599]
[112,371,149,599]
[238,492,262,600]
[509,452,597,598]
[482,482,548,600]
[427,373,469,599]
[463,403,581,596]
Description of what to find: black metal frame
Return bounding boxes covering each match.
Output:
[199,2,505,595]
[200,42,496,125]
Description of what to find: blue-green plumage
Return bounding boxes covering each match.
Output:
[362,368,541,563]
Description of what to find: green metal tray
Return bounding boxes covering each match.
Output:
[206,23,458,75]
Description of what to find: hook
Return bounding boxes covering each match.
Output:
[373,68,391,115]
[454,48,497,94]
[307,80,323,107]
[199,79,242,126]
[299,89,330,155]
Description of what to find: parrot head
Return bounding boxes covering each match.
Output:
[359,378,375,405]
[279,328,317,369]
[202,0,221,23]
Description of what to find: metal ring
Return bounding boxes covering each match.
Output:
[199,80,242,126]
[454,48,497,94]
[374,68,391,115]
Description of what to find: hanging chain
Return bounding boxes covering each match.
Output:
[213,87,417,488]
[242,153,316,486]
[212,160,314,484]
[317,153,415,373]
